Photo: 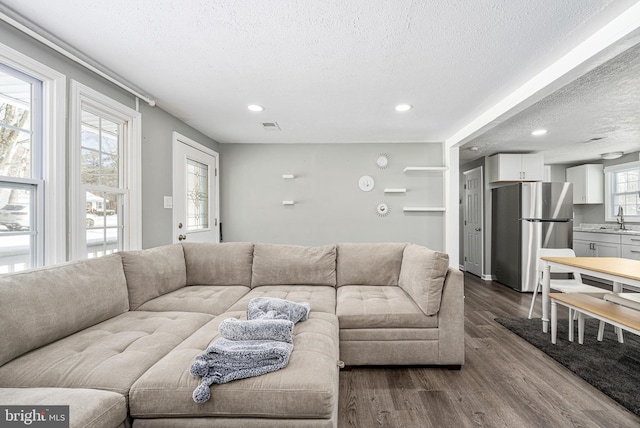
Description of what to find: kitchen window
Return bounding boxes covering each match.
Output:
[604,161,640,223]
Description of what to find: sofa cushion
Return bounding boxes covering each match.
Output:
[0,388,127,428]
[137,285,251,315]
[121,244,187,310]
[0,311,213,396]
[398,244,450,315]
[251,244,336,287]
[0,255,128,367]
[129,311,339,420]
[336,285,437,329]
[183,242,254,286]
[226,285,337,314]
[336,242,407,286]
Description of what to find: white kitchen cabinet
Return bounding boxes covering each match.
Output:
[565,164,603,204]
[573,231,621,257]
[488,154,545,183]
[622,235,640,261]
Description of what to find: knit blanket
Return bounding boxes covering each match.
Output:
[190,297,311,403]
[190,338,293,403]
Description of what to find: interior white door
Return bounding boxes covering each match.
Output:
[172,133,219,243]
[463,166,483,277]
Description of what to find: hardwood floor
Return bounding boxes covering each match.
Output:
[337,273,640,427]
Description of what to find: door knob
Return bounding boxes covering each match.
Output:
[178,234,187,241]
[475,227,481,231]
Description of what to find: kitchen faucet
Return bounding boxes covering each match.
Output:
[617,206,626,230]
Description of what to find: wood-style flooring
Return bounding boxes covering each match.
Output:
[337,273,640,427]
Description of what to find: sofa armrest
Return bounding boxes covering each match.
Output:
[436,268,465,365]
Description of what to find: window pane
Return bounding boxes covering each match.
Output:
[0,127,31,178]
[101,120,118,155]
[86,191,122,258]
[101,154,119,187]
[186,159,209,231]
[0,184,35,272]
[81,123,100,151]
[0,71,31,132]
[81,149,100,185]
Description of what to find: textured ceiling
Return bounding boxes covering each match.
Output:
[0,1,639,165]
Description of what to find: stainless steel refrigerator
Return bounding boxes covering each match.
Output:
[492,182,573,292]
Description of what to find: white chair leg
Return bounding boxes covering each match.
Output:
[528,284,540,319]
[568,309,574,342]
[578,313,585,345]
[616,326,624,343]
[597,321,605,341]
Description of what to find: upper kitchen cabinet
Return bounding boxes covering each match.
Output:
[565,164,603,204]
[488,154,545,183]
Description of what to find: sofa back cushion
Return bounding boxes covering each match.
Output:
[251,244,336,287]
[336,243,407,286]
[121,244,186,310]
[183,242,254,286]
[0,255,128,366]
[398,244,450,315]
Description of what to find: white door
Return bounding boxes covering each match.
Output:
[172,132,219,243]
[463,167,483,277]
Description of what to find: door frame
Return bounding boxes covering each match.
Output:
[462,166,484,278]
[172,131,220,243]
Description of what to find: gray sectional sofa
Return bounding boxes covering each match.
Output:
[0,242,464,427]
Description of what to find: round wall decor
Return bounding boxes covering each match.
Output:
[376,153,389,169]
[358,175,375,192]
[375,202,390,217]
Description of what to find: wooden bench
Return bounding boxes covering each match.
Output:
[549,292,640,345]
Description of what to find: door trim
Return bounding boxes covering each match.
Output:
[172,132,220,243]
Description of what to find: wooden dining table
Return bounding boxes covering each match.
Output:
[540,257,640,333]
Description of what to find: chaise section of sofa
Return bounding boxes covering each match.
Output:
[336,243,464,366]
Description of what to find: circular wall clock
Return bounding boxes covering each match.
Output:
[376,154,389,169]
[375,202,390,217]
[358,175,375,192]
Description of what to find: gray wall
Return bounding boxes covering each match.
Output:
[0,20,219,252]
[220,143,446,249]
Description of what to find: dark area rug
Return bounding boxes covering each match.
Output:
[495,317,640,417]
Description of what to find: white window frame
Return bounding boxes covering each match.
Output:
[604,160,640,223]
[69,80,141,260]
[0,42,66,266]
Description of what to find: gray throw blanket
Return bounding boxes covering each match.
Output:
[219,317,294,343]
[191,297,311,403]
[190,338,293,403]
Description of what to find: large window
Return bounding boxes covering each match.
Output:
[70,81,141,260]
[0,63,43,272]
[605,161,640,223]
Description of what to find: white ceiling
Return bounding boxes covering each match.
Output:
[1,1,639,164]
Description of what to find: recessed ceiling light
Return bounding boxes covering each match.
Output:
[395,104,412,112]
[531,129,547,136]
[601,151,624,160]
[247,104,264,112]
[467,146,479,151]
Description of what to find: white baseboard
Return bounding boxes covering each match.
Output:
[482,274,496,281]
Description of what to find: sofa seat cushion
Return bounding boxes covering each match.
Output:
[251,244,336,287]
[0,254,129,367]
[129,311,340,420]
[136,285,251,315]
[225,285,336,314]
[183,242,254,286]
[0,311,213,396]
[0,388,127,428]
[336,286,437,329]
[336,243,407,286]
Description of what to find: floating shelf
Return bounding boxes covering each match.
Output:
[384,188,407,193]
[282,174,295,179]
[403,207,445,212]
[282,200,295,205]
[403,166,448,173]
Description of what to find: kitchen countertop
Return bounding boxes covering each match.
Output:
[574,224,640,236]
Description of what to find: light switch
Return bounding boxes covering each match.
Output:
[164,196,173,208]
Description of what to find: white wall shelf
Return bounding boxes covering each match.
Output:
[282,200,295,205]
[282,174,295,179]
[384,188,407,193]
[403,166,448,173]
[403,207,445,212]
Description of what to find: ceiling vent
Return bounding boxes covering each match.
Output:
[261,122,281,131]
